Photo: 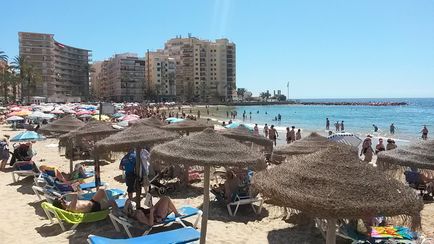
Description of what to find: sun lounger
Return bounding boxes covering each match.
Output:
[87,226,200,244]
[41,202,110,231]
[109,205,202,238]
[11,161,39,183]
[227,194,263,216]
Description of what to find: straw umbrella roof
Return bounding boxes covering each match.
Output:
[128,116,165,128]
[58,121,118,147]
[38,115,85,135]
[94,123,180,153]
[271,132,334,161]
[377,140,434,170]
[161,119,213,133]
[254,144,423,223]
[217,126,273,150]
[150,128,263,244]
[150,128,263,166]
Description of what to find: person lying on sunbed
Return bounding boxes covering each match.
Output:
[52,189,118,213]
[40,164,88,183]
[124,197,183,225]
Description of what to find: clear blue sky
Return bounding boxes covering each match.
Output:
[1,0,433,99]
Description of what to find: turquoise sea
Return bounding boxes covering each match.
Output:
[229,98,434,144]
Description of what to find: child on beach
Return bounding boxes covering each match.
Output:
[264,124,269,138]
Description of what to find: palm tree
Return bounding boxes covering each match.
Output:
[25,64,42,102]
[0,51,8,63]
[11,56,28,101]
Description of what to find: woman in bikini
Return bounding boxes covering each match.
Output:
[126,197,182,225]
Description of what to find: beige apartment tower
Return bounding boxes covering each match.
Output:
[18,32,91,102]
[92,53,145,102]
[161,36,236,102]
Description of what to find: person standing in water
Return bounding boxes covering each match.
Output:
[373,124,379,132]
[340,121,345,131]
[421,125,429,140]
[326,118,330,130]
[335,121,340,132]
[264,124,269,138]
[285,127,291,144]
[269,125,278,146]
[390,123,396,134]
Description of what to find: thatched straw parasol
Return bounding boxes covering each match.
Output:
[377,140,434,171]
[94,123,180,206]
[150,128,263,244]
[271,132,333,162]
[161,119,213,134]
[94,123,180,154]
[58,121,118,173]
[38,115,85,136]
[254,144,423,244]
[128,116,165,128]
[217,126,273,152]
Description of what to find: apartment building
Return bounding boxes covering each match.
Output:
[163,36,236,102]
[18,32,91,102]
[144,50,176,101]
[93,53,145,102]
[90,61,103,100]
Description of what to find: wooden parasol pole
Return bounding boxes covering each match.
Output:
[326,218,336,244]
[200,165,210,244]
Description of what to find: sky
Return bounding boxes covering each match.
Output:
[1,0,433,99]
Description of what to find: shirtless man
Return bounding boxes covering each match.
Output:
[269,125,279,146]
[289,126,296,143]
[52,189,118,213]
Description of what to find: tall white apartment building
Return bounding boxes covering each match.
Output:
[92,53,145,102]
[161,36,236,102]
[144,50,176,101]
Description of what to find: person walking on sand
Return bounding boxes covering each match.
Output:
[286,127,291,144]
[0,137,10,170]
[361,135,374,162]
[264,124,269,138]
[269,125,278,146]
[390,123,396,134]
[289,126,296,143]
[421,125,429,140]
[296,129,302,140]
[253,124,259,135]
[375,138,386,154]
[386,139,397,150]
[335,121,340,132]
[326,118,330,130]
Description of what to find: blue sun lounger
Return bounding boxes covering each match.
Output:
[87,227,200,244]
[109,205,202,238]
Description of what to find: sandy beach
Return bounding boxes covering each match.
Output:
[1,122,433,244]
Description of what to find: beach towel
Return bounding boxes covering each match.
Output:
[41,202,109,224]
[370,226,415,240]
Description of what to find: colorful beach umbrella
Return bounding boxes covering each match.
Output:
[111,113,124,118]
[121,114,140,122]
[6,116,25,121]
[50,110,65,114]
[92,114,110,121]
[10,131,46,142]
[28,111,55,120]
[165,117,185,123]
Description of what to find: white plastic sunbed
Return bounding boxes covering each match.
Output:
[88,226,200,244]
[109,205,202,238]
[227,194,264,217]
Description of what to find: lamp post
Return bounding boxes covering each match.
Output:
[287,81,290,102]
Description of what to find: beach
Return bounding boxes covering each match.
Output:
[1,118,434,243]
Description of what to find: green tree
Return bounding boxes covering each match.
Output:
[11,56,28,101]
[237,88,246,100]
[0,51,7,63]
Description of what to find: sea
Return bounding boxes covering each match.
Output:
[225,98,434,145]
